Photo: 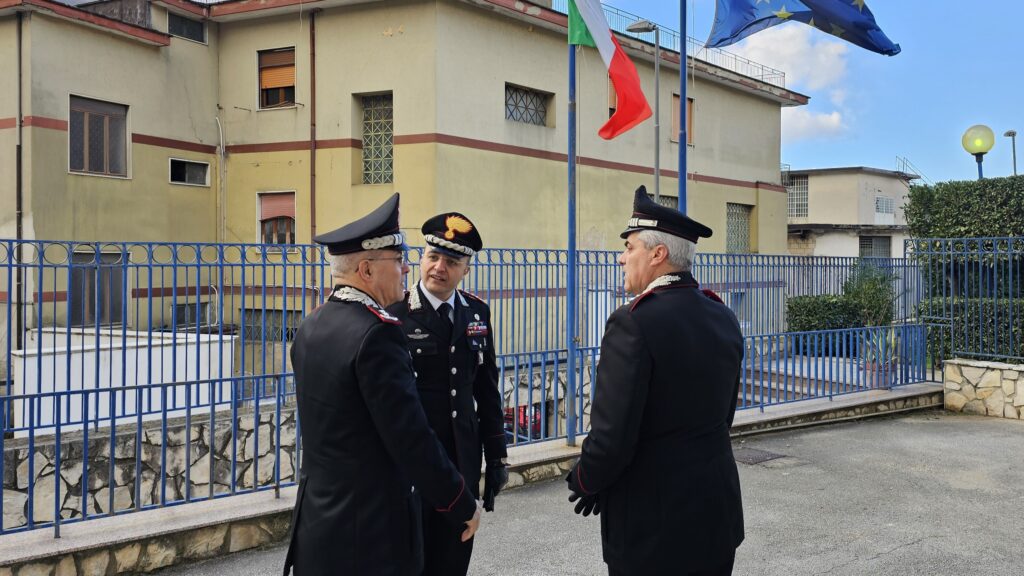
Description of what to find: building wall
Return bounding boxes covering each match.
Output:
[807,230,909,258]
[218,0,442,244]
[0,16,20,239]
[5,0,793,253]
[22,12,220,243]
[428,0,787,252]
[805,170,909,227]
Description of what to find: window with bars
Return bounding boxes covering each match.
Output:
[505,84,550,127]
[726,203,752,254]
[859,236,891,258]
[258,48,295,109]
[259,192,296,245]
[69,96,127,177]
[168,12,205,43]
[647,193,679,209]
[69,252,125,327]
[361,93,394,184]
[241,308,303,342]
[875,195,895,214]
[787,175,808,218]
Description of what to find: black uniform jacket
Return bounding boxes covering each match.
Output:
[283,286,476,576]
[387,286,507,494]
[569,272,744,574]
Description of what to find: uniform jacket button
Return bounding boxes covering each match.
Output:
[451,367,457,374]
[416,348,422,354]
[451,389,457,397]
[411,485,415,493]
[452,410,457,418]
[450,346,455,353]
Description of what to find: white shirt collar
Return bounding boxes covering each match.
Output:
[418,281,456,312]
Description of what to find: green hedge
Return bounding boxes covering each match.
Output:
[905,175,1024,238]
[787,295,861,332]
[918,297,1024,363]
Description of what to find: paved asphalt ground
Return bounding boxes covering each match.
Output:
[159,411,1024,575]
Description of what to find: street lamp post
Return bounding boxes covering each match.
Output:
[1005,130,1018,176]
[962,124,995,180]
[626,19,660,201]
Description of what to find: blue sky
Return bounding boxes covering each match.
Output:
[608,0,1023,184]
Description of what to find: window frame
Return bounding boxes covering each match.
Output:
[360,92,394,185]
[670,95,694,145]
[257,47,297,110]
[168,158,211,187]
[167,11,207,44]
[257,191,297,248]
[69,250,127,328]
[505,83,553,128]
[726,202,753,254]
[859,235,892,259]
[68,94,130,179]
[787,174,809,218]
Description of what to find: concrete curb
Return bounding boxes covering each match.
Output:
[0,383,943,575]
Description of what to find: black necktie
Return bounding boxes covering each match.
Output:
[437,302,454,337]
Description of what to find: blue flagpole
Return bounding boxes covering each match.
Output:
[678,0,687,215]
[566,44,578,447]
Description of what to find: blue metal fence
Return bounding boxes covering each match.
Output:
[0,239,930,536]
[907,237,1024,363]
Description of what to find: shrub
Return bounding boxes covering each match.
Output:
[786,295,861,332]
[918,297,1024,363]
[843,262,897,327]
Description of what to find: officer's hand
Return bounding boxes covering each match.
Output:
[568,491,600,516]
[482,461,509,512]
[461,500,483,542]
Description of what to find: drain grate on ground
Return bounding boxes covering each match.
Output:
[733,447,785,465]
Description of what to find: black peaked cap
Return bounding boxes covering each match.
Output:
[422,212,483,258]
[314,193,405,255]
[620,185,713,242]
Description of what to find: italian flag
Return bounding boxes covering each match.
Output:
[569,0,652,140]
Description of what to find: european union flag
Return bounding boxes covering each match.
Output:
[707,0,900,56]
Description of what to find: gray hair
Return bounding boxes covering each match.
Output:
[329,253,362,277]
[635,229,696,272]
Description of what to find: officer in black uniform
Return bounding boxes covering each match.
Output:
[283,194,481,576]
[387,213,508,576]
[566,186,744,576]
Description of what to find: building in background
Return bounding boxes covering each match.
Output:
[0,0,806,254]
[785,166,918,258]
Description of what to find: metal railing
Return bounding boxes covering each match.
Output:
[1,238,931,536]
[550,0,787,87]
[907,237,1024,363]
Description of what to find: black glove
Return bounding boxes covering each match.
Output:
[482,461,508,512]
[568,491,600,516]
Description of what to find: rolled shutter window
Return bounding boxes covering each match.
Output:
[260,193,295,220]
[259,49,295,89]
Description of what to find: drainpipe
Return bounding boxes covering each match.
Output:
[15,12,24,349]
[308,10,318,241]
[215,115,226,243]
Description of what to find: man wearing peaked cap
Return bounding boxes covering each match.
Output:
[283,194,482,576]
[566,186,745,575]
[387,212,508,576]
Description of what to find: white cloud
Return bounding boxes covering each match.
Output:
[727,25,849,92]
[782,108,845,142]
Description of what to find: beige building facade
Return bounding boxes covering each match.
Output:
[1,0,806,253]
[785,167,917,259]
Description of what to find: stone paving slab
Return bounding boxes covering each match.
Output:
[161,411,1024,576]
[0,383,943,574]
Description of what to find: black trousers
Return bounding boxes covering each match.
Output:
[421,505,474,576]
[608,552,735,576]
